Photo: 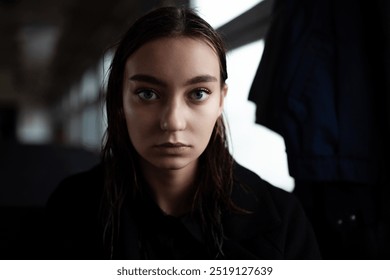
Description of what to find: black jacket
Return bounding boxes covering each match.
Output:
[45,163,320,259]
[248,0,388,183]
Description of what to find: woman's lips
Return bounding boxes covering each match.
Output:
[157,142,190,148]
[154,142,191,154]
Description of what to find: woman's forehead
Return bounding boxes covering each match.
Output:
[128,36,219,62]
[124,36,221,83]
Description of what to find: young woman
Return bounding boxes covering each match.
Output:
[46,6,320,259]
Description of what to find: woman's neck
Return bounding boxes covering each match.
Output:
[140,160,198,216]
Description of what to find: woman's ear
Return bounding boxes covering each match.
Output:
[218,84,228,115]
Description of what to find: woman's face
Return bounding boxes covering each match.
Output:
[122,37,227,171]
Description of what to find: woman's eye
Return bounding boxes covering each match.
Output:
[137,89,158,101]
[190,88,210,101]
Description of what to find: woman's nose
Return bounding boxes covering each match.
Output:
[160,100,186,131]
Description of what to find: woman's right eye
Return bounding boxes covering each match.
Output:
[136,89,159,101]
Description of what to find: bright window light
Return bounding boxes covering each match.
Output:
[191,0,263,29]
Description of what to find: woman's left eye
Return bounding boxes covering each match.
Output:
[189,88,210,101]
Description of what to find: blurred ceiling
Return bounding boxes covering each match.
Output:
[0,0,186,105]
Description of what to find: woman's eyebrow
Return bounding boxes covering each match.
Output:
[185,75,218,85]
[129,74,167,86]
[129,74,218,86]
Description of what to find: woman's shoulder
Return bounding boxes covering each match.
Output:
[225,162,321,259]
[232,162,297,212]
[57,163,103,188]
[46,163,104,212]
[44,163,105,259]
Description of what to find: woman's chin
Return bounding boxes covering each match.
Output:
[142,157,198,172]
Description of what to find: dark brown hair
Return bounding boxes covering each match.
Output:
[101,6,234,258]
